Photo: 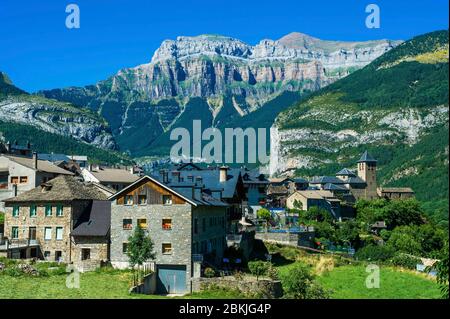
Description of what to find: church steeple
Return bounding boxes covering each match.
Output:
[357,151,378,200]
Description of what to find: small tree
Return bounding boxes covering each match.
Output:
[248,261,270,280]
[282,263,314,298]
[127,225,155,270]
[257,208,271,228]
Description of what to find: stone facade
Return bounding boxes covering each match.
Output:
[3,203,72,261]
[2,200,108,268]
[110,200,227,292]
[0,155,69,210]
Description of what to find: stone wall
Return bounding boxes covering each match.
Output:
[3,203,73,262]
[71,235,109,267]
[192,276,283,299]
[255,231,315,248]
[129,272,157,294]
[110,201,193,289]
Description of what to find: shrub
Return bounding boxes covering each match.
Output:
[204,267,215,278]
[3,266,23,277]
[390,254,421,269]
[248,261,270,280]
[355,244,395,262]
[282,263,318,299]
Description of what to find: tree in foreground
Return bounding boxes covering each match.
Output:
[127,225,156,269]
[257,208,272,228]
[282,263,330,299]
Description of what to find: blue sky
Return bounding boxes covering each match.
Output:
[0,0,448,92]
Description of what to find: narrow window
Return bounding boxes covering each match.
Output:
[30,205,37,217]
[56,205,63,217]
[45,205,52,216]
[55,251,62,262]
[19,176,28,184]
[162,243,172,254]
[11,176,19,184]
[11,226,19,239]
[138,195,147,205]
[44,227,52,240]
[56,227,63,240]
[124,195,134,205]
[162,218,172,230]
[12,206,19,217]
[123,219,133,230]
[122,243,128,253]
[162,195,172,205]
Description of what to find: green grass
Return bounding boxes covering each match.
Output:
[316,264,441,299]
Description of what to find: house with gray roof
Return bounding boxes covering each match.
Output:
[0,152,74,209]
[0,175,110,271]
[109,175,228,294]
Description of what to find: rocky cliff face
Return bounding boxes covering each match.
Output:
[270,30,449,178]
[0,77,117,150]
[39,33,400,156]
[105,33,400,107]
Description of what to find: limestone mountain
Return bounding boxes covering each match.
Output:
[272,30,449,220]
[39,33,400,156]
[0,71,117,150]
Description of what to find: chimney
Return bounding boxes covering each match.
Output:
[172,171,180,182]
[129,166,134,175]
[219,165,228,183]
[6,141,11,153]
[32,152,38,170]
[159,169,169,184]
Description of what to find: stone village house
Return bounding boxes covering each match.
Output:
[0,175,110,271]
[0,152,74,210]
[109,175,229,294]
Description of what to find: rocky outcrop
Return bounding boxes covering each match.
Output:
[270,105,449,176]
[0,96,117,150]
[38,33,400,156]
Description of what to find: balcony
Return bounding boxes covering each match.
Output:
[0,238,40,251]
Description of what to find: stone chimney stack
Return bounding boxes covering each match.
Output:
[6,141,11,153]
[219,165,228,183]
[32,152,38,170]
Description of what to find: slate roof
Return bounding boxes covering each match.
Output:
[323,183,349,191]
[88,167,140,184]
[310,176,345,185]
[4,175,108,203]
[267,185,288,195]
[292,178,308,184]
[357,151,377,163]
[3,155,74,175]
[71,200,111,237]
[153,167,241,199]
[346,176,367,184]
[336,168,356,176]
